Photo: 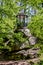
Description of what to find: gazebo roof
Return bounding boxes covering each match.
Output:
[17,13,28,17]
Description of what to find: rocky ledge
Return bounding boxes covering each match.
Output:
[0,58,40,65]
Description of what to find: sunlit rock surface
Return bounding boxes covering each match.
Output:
[0,58,40,65]
[16,48,40,59]
[20,41,29,49]
[29,36,36,45]
[19,27,32,37]
[19,27,37,45]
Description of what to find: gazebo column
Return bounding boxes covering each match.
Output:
[23,15,25,27]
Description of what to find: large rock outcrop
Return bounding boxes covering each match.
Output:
[16,48,40,59]
[19,27,37,45]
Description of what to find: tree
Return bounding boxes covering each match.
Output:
[0,0,19,50]
[27,0,43,42]
[0,0,26,52]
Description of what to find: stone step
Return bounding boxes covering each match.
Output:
[0,58,40,65]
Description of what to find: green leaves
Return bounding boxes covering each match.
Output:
[28,12,43,41]
[14,32,26,43]
[0,0,19,50]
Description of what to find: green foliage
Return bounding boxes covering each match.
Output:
[28,12,43,42]
[34,61,43,65]
[0,0,19,50]
[17,0,43,9]
[14,32,26,43]
[28,7,43,63]
[0,0,27,53]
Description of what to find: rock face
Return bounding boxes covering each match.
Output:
[16,48,40,59]
[19,27,32,37]
[19,27,37,45]
[0,58,40,65]
[29,36,36,45]
[0,61,31,65]
[18,61,30,65]
[20,41,29,49]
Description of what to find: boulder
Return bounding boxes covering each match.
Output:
[19,27,37,45]
[29,36,36,45]
[0,61,31,65]
[24,28,32,37]
[18,61,30,65]
[19,28,32,37]
[20,41,29,49]
[16,48,40,59]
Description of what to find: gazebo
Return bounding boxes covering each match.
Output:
[16,13,28,27]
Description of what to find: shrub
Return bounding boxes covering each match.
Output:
[28,14,43,43]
